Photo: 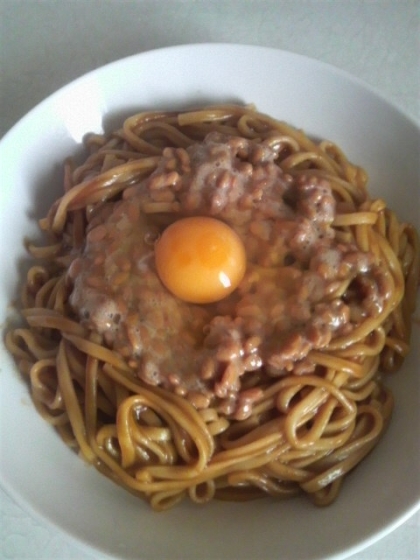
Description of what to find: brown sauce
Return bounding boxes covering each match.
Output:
[68,133,390,419]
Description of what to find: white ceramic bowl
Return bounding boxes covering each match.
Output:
[1,44,419,560]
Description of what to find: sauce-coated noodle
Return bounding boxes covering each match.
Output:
[6,105,419,510]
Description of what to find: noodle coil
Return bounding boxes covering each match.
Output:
[6,104,419,511]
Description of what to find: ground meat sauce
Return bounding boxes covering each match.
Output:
[68,133,390,419]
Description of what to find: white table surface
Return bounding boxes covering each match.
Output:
[0,1,419,559]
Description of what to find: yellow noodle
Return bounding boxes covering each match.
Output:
[5,104,419,512]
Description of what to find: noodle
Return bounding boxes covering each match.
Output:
[6,104,419,511]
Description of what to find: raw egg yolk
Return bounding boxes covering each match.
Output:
[154,216,246,304]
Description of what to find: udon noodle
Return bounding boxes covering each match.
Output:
[6,105,419,511]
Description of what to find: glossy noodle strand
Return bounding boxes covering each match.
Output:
[6,104,419,511]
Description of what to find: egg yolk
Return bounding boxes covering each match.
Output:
[154,216,247,304]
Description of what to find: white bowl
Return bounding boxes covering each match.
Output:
[1,44,419,560]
